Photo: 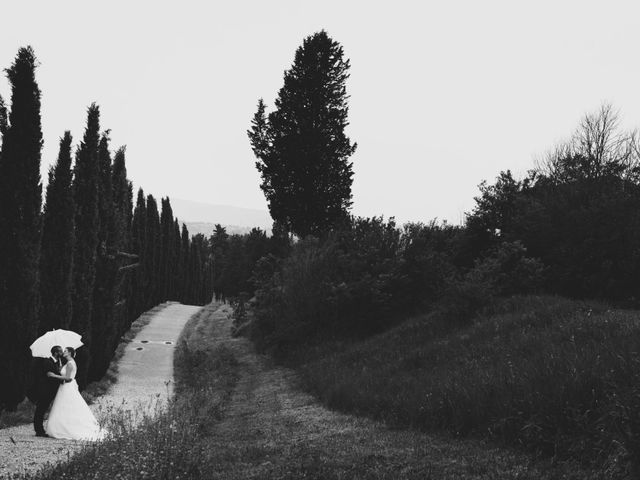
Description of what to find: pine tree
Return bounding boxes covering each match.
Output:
[248,31,357,238]
[40,132,75,334]
[71,104,101,389]
[0,47,44,409]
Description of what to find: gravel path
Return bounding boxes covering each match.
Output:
[0,302,202,478]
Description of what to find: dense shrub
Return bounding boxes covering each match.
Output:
[250,217,547,350]
[251,217,453,349]
[442,241,546,323]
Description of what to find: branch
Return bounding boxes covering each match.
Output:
[118,263,139,273]
[115,251,139,260]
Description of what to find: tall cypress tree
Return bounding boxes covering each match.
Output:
[180,224,190,303]
[111,147,131,336]
[159,198,176,300]
[248,31,357,238]
[112,147,129,252]
[40,132,75,334]
[173,219,182,301]
[130,189,147,318]
[90,132,118,381]
[145,195,161,306]
[0,47,43,410]
[71,104,101,389]
[211,224,229,301]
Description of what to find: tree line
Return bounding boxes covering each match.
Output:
[0,47,212,412]
[207,31,640,350]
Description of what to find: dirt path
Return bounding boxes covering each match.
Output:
[0,302,201,478]
[199,305,597,479]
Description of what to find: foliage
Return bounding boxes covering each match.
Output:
[465,105,640,303]
[248,217,486,350]
[0,46,215,410]
[70,104,101,388]
[442,240,546,323]
[0,47,43,410]
[249,30,357,237]
[39,132,75,333]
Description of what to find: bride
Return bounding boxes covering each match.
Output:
[46,347,106,441]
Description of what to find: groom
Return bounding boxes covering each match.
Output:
[33,345,64,437]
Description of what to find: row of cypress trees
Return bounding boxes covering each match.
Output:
[0,47,212,411]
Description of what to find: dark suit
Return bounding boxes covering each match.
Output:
[33,357,62,435]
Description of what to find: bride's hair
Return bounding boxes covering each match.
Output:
[65,347,76,358]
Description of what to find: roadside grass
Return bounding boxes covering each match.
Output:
[285,295,640,478]
[0,303,172,430]
[11,303,240,480]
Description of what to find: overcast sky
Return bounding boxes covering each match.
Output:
[2,1,639,225]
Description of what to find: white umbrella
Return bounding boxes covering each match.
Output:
[30,329,84,358]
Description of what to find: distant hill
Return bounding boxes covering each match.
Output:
[170,198,272,237]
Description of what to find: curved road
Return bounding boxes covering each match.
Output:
[0,302,202,478]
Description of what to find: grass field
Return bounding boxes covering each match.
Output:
[286,295,640,477]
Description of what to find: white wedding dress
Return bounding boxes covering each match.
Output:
[46,360,106,441]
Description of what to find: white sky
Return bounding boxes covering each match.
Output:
[2,0,640,225]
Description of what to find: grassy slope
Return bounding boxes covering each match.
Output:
[290,295,640,477]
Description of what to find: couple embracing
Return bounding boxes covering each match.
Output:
[33,345,105,440]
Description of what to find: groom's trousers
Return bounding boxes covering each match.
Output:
[33,392,55,434]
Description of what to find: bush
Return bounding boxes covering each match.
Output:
[442,241,546,323]
[252,217,422,349]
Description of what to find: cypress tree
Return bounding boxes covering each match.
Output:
[211,224,229,301]
[145,195,161,306]
[173,219,183,301]
[180,224,190,303]
[248,31,357,237]
[111,147,131,337]
[130,189,147,318]
[111,148,130,252]
[0,47,43,410]
[90,132,118,381]
[71,104,101,389]
[159,198,175,300]
[40,132,75,334]
[188,235,204,304]
[0,94,7,139]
